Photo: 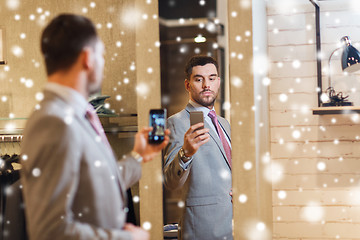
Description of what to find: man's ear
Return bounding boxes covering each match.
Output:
[184,79,190,92]
[81,47,93,70]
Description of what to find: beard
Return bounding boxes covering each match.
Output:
[192,90,218,108]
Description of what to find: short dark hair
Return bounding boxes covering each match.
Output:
[41,14,98,76]
[184,55,219,80]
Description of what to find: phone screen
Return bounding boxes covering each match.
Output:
[149,109,167,144]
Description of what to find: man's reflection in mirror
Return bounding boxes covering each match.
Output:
[163,55,232,240]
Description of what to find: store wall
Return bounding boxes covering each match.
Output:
[0,0,137,123]
[268,0,360,239]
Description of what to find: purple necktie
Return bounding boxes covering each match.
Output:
[208,110,231,167]
[86,104,112,150]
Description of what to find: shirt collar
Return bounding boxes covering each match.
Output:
[44,82,88,117]
[188,99,215,117]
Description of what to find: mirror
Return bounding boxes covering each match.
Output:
[158,0,233,238]
[161,0,360,239]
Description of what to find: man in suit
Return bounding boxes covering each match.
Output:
[163,56,232,239]
[20,14,169,240]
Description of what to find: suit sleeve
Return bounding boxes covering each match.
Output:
[117,155,142,190]
[163,117,192,190]
[21,116,132,240]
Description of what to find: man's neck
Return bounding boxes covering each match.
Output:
[48,70,88,99]
[189,99,214,110]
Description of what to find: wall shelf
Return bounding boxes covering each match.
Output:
[104,125,137,133]
[312,106,360,115]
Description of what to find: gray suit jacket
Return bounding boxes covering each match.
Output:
[20,90,141,240]
[163,104,232,240]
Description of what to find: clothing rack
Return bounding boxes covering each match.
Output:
[0,134,22,175]
[0,134,26,240]
[0,135,23,142]
[0,135,22,156]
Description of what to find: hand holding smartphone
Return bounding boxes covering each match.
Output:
[180,111,209,158]
[148,109,167,144]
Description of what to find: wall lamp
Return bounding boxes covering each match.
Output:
[321,36,360,107]
[310,0,360,107]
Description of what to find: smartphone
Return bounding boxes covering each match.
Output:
[148,109,167,144]
[190,111,204,129]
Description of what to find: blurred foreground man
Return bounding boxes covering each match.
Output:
[163,56,232,239]
[20,14,169,240]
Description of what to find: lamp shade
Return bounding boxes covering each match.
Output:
[341,36,360,73]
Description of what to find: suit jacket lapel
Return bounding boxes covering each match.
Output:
[76,113,128,202]
[185,104,231,170]
[205,120,231,169]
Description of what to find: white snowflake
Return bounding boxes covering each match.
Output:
[300,201,324,223]
[32,168,41,177]
[239,194,247,203]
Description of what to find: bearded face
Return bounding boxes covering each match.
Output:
[185,63,220,109]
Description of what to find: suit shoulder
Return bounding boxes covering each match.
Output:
[24,112,71,139]
[167,109,189,136]
[24,100,79,141]
[168,109,188,123]
[218,115,231,130]
[218,115,229,124]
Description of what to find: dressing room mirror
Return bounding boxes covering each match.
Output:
[158,0,272,238]
[160,0,360,239]
[158,0,231,229]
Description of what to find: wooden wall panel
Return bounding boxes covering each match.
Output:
[228,0,273,239]
[135,0,163,239]
[0,0,138,120]
[268,0,360,239]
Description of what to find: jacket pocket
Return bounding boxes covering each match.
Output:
[186,196,218,207]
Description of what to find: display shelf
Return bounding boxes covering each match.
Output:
[0,126,138,135]
[0,129,23,135]
[0,118,27,120]
[0,118,27,135]
[104,125,137,133]
[0,116,138,134]
[98,113,119,118]
[312,106,360,115]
